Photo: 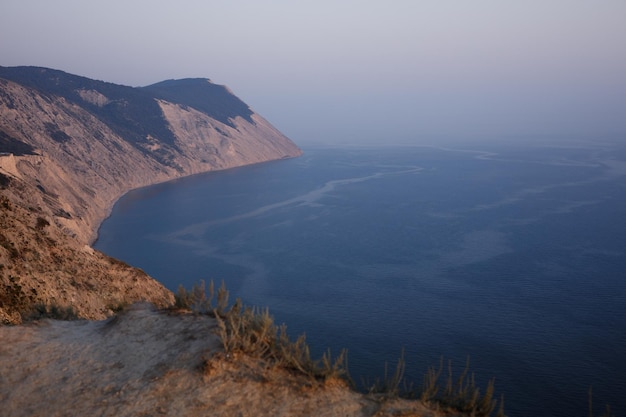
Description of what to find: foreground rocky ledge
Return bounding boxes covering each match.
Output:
[0,303,448,417]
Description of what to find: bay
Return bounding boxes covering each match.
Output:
[95,141,626,417]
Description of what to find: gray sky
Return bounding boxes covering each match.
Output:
[1,1,625,145]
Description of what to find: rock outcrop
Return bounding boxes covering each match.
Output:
[0,303,444,417]
[0,66,302,323]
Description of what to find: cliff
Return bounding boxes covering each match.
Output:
[0,303,449,417]
[0,66,301,323]
[0,67,501,417]
[0,66,302,245]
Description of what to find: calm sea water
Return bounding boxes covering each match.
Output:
[95,141,626,417]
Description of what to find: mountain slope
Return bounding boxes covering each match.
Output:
[0,66,301,323]
[0,66,178,152]
[0,67,496,417]
[0,66,302,243]
[143,78,254,127]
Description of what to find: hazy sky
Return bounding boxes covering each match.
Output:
[1,1,625,145]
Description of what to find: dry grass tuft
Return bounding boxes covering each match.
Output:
[364,354,505,416]
[418,357,503,417]
[175,280,349,384]
[176,281,510,415]
[588,387,615,417]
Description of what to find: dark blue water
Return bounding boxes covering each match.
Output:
[95,142,626,417]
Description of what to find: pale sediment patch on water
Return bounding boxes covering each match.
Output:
[601,158,626,177]
[436,230,512,267]
[467,176,602,212]
[159,166,423,249]
[422,143,608,168]
[549,199,605,215]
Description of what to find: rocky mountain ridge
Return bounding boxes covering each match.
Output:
[0,66,301,323]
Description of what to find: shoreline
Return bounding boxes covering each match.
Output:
[89,154,303,247]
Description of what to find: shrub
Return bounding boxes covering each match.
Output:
[176,281,508,414]
[106,300,128,313]
[0,233,20,259]
[175,280,349,383]
[174,279,228,314]
[419,357,504,417]
[364,349,408,399]
[0,173,10,189]
[25,303,79,321]
[363,354,505,416]
[35,216,50,230]
[0,275,32,313]
[214,299,349,381]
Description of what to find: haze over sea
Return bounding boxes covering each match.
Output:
[95,140,626,417]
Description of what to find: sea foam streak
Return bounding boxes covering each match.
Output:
[159,166,422,247]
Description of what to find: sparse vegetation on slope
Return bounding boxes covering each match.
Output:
[418,357,504,417]
[0,66,179,151]
[174,280,350,384]
[0,66,519,416]
[175,281,507,417]
[0,191,173,325]
[0,65,301,323]
[143,78,255,127]
[0,66,302,244]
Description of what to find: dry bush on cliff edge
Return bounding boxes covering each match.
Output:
[175,281,513,416]
[174,280,349,384]
[418,357,504,417]
[362,353,505,417]
[175,281,512,416]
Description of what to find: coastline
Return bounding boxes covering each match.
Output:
[89,154,303,246]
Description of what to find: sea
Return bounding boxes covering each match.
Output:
[94,140,626,417]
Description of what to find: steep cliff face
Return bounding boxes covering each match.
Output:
[0,66,301,323]
[0,192,174,324]
[0,67,302,244]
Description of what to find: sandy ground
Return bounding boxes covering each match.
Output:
[0,303,449,417]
